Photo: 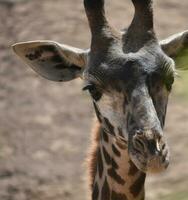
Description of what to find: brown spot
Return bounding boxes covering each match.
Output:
[111,190,128,200]
[108,168,125,185]
[102,130,109,143]
[102,146,119,169]
[128,160,138,176]
[104,117,115,136]
[92,182,99,200]
[116,140,127,150]
[102,146,111,165]
[130,173,146,197]
[111,157,119,169]
[98,149,103,178]
[112,144,121,157]
[101,178,110,200]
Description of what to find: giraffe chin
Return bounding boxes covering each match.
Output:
[129,149,170,174]
[146,156,170,174]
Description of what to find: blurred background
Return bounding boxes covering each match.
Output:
[0,0,188,199]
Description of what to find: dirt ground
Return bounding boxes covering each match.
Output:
[0,0,188,200]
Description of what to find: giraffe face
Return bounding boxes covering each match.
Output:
[84,49,174,173]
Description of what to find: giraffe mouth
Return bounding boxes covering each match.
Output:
[128,131,170,173]
[129,148,170,173]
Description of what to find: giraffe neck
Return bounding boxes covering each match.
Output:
[89,122,146,200]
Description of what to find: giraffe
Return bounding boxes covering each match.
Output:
[12,0,188,199]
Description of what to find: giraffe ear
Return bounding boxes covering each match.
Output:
[12,41,89,82]
[160,30,188,70]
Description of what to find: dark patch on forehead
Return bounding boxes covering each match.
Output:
[128,160,139,176]
[103,117,115,136]
[130,173,146,197]
[97,149,103,179]
[112,144,121,157]
[101,178,110,200]
[108,168,125,185]
[111,190,128,200]
[93,102,102,123]
[102,130,109,143]
[92,182,99,200]
[117,60,140,84]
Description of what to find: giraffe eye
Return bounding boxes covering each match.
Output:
[83,84,102,101]
[165,75,174,91]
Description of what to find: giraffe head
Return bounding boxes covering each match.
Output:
[12,0,188,174]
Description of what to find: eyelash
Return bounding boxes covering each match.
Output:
[162,73,174,91]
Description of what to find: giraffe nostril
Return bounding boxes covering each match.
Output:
[162,155,166,163]
[162,143,166,150]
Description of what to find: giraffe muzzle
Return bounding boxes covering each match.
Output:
[129,129,170,173]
